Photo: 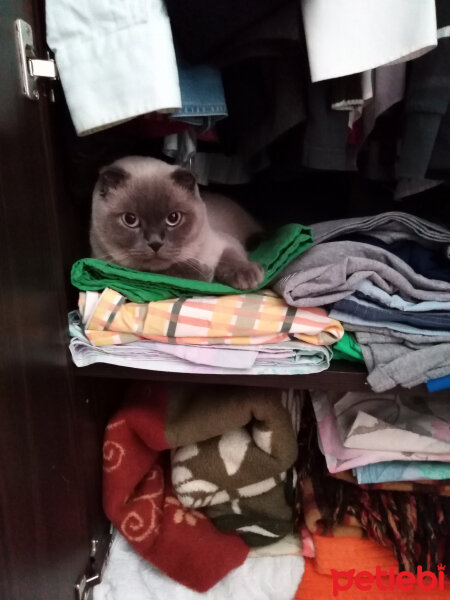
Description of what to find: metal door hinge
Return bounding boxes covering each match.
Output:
[15,18,58,101]
[75,528,114,600]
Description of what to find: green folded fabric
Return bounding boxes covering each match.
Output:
[332,332,364,363]
[71,224,313,302]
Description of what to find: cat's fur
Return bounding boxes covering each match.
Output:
[90,156,265,289]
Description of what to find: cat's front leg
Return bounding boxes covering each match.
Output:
[215,247,265,290]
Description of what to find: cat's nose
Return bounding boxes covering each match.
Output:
[148,241,163,253]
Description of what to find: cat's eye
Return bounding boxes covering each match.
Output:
[166,211,182,227]
[122,212,139,228]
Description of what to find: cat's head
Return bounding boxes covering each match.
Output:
[90,156,207,271]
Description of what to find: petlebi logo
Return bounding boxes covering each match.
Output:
[331,564,446,596]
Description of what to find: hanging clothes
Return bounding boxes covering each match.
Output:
[164,0,290,64]
[397,0,450,179]
[301,0,437,82]
[46,0,182,135]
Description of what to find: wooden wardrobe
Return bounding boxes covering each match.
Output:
[1,2,448,599]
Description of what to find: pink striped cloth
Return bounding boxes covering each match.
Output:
[79,289,344,347]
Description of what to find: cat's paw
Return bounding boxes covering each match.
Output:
[218,261,265,290]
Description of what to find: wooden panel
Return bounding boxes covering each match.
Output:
[74,362,371,391]
[0,2,108,599]
[74,363,430,394]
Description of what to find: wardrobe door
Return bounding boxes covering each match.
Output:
[0,2,101,599]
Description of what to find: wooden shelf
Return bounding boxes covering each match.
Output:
[73,361,371,391]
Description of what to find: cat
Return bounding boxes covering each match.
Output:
[90,156,265,289]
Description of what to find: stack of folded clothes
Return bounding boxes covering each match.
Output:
[101,382,305,592]
[294,397,450,598]
[310,389,450,481]
[69,290,344,375]
[100,383,450,597]
[69,224,358,375]
[274,212,450,391]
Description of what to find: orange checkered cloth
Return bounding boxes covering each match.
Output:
[79,289,344,347]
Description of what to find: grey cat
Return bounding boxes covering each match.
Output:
[90,156,265,289]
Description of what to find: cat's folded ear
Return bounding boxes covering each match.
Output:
[170,168,197,193]
[98,166,130,197]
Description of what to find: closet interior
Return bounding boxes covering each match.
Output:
[2,1,450,599]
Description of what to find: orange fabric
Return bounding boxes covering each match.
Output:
[296,537,450,600]
[297,560,450,600]
[313,535,394,576]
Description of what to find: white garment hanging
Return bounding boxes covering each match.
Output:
[301,0,437,82]
[46,0,182,136]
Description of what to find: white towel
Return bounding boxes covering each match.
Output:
[94,532,304,600]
